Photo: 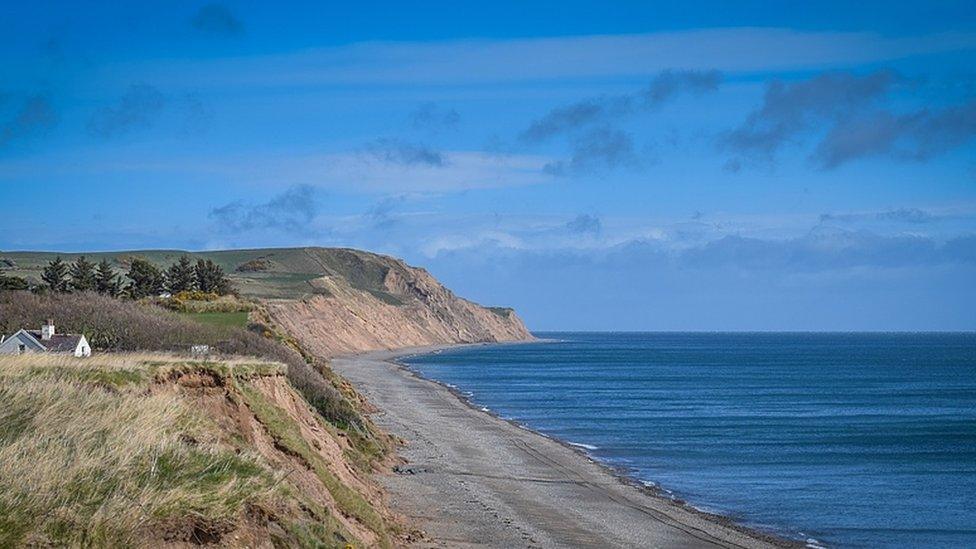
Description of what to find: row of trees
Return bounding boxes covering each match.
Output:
[39,255,232,298]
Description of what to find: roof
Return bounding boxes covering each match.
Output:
[26,331,84,353]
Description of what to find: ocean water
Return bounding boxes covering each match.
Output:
[400,332,976,548]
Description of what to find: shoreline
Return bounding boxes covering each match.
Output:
[335,343,804,548]
[390,345,801,547]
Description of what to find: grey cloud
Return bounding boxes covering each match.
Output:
[521,98,628,143]
[191,3,243,36]
[409,102,460,131]
[722,70,898,163]
[1,95,58,147]
[643,69,722,106]
[87,84,166,139]
[209,185,317,233]
[544,127,637,176]
[566,214,602,235]
[366,197,399,230]
[820,207,953,225]
[364,138,446,167]
[813,99,976,168]
[877,208,941,223]
[521,69,722,143]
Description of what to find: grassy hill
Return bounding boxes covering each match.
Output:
[1,247,418,300]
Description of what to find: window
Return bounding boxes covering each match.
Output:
[18,343,26,354]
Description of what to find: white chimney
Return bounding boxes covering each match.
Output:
[41,319,55,340]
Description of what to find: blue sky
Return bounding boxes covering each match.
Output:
[2,1,975,330]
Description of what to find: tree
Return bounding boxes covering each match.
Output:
[125,258,164,299]
[0,274,30,291]
[95,259,121,297]
[69,256,97,292]
[166,255,197,293]
[41,257,70,292]
[195,259,232,295]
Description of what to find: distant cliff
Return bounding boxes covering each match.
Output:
[2,247,534,357]
[260,248,533,357]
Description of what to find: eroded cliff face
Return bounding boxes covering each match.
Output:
[264,253,533,358]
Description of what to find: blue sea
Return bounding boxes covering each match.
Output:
[401,332,976,548]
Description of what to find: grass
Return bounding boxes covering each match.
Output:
[0,353,367,548]
[0,354,280,546]
[180,310,251,328]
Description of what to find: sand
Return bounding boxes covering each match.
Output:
[333,347,798,549]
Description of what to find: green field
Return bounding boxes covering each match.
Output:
[179,311,250,328]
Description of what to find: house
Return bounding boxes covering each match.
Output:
[0,320,92,357]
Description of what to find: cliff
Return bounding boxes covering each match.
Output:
[2,247,534,357]
[0,353,400,547]
[261,249,532,357]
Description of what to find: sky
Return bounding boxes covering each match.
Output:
[2,1,975,331]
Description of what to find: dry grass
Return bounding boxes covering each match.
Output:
[0,354,287,546]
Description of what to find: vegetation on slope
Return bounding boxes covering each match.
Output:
[0,291,391,471]
[0,354,396,546]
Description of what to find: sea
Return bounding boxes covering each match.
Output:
[400,332,976,548]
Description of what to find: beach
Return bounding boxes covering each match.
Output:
[333,347,795,549]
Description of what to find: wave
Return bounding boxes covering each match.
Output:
[567,441,599,451]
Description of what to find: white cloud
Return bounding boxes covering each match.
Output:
[116,29,976,88]
[0,148,553,193]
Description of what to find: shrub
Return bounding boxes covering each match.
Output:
[0,275,30,291]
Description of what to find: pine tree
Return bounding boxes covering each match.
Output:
[125,258,165,299]
[195,259,232,295]
[95,259,121,297]
[41,257,70,292]
[166,255,197,293]
[69,255,97,292]
[0,274,30,291]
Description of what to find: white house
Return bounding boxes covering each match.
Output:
[0,320,91,357]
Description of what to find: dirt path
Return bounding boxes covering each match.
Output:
[333,348,795,549]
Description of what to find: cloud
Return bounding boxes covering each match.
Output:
[724,69,976,169]
[365,197,399,230]
[813,99,976,168]
[566,214,602,235]
[680,229,976,271]
[409,102,460,131]
[87,84,166,138]
[3,147,552,192]
[363,138,446,167]
[0,95,58,147]
[820,207,958,224]
[521,98,628,143]
[722,70,898,163]
[191,3,243,36]
[137,29,976,88]
[209,185,317,233]
[543,126,637,176]
[521,69,721,142]
[643,69,722,105]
